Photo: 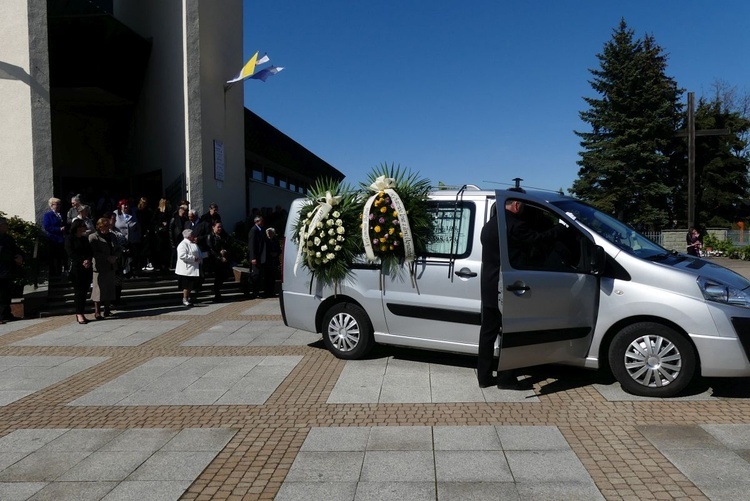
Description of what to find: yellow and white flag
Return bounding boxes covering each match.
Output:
[227,52,270,84]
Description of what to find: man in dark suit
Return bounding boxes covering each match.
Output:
[247,215,267,298]
[477,199,569,389]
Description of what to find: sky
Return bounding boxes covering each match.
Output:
[243,1,750,193]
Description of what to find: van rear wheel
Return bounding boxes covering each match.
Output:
[322,303,374,360]
[609,322,696,398]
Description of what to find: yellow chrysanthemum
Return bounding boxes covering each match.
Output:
[374,225,381,233]
[380,206,387,213]
[388,227,395,235]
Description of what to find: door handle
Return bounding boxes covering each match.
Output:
[506,281,530,294]
[454,267,477,278]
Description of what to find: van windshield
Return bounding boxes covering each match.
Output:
[552,200,668,259]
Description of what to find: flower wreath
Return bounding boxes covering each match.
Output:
[292,179,361,288]
[360,164,432,276]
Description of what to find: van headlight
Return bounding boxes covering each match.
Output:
[698,277,750,309]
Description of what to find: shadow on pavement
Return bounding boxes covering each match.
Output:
[309,341,750,399]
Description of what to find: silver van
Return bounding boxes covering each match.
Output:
[280,186,750,397]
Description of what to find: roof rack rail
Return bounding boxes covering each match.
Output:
[431,184,482,191]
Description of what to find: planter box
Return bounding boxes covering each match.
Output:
[232,266,250,282]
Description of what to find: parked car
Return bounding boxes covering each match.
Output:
[281,185,750,397]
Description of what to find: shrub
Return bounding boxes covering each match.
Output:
[0,211,45,288]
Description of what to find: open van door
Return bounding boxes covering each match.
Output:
[494,191,600,371]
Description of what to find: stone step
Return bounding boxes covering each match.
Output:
[34,271,252,318]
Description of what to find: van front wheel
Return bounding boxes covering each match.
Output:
[322,303,374,359]
[609,322,696,398]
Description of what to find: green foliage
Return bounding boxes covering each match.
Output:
[572,19,684,230]
[0,211,45,287]
[688,91,750,228]
[360,163,432,274]
[292,178,362,288]
[702,233,749,259]
[228,235,249,267]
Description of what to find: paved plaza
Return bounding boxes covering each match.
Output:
[0,258,750,499]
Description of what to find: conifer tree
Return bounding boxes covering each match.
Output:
[690,92,750,227]
[572,19,683,230]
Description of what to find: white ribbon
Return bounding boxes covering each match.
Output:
[294,191,341,276]
[361,179,415,264]
[369,175,396,192]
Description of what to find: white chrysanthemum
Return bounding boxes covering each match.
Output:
[326,218,334,227]
[334,245,342,251]
[328,228,335,236]
[321,245,328,251]
[336,226,345,235]
[326,253,335,260]
[315,251,322,258]
[329,238,336,245]
[332,211,340,218]
[335,219,343,226]
[337,235,344,242]
[316,222,323,228]
[313,237,321,246]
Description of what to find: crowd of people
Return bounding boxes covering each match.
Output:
[34,193,285,323]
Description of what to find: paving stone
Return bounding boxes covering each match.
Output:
[496,425,569,450]
[359,451,435,482]
[0,451,91,482]
[285,451,365,482]
[505,450,593,483]
[354,481,436,500]
[433,426,503,451]
[0,482,46,501]
[658,448,750,484]
[366,426,433,451]
[100,480,192,501]
[26,480,117,500]
[434,450,513,482]
[515,481,605,500]
[701,424,750,450]
[437,482,520,500]
[127,451,221,481]
[301,427,371,452]
[4,278,750,500]
[275,481,357,501]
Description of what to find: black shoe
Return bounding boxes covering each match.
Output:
[496,371,523,390]
[478,377,497,389]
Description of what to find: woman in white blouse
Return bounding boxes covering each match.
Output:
[175,229,202,306]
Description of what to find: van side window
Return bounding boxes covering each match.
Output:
[423,201,474,258]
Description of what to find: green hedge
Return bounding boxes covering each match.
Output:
[0,211,45,287]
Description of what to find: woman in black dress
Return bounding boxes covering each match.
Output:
[64,219,93,324]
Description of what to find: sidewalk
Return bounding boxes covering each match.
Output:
[0,258,750,499]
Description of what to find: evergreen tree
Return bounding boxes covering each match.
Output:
[690,91,750,227]
[572,20,683,230]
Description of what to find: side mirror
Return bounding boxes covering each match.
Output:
[590,245,606,276]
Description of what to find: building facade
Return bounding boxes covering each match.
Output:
[1,0,341,231]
